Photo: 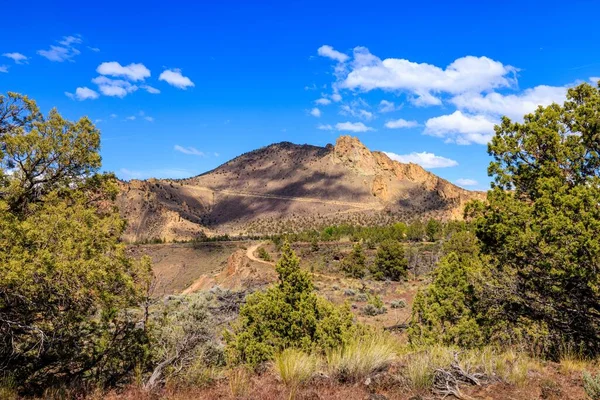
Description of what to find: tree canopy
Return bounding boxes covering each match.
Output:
[0,93,151,393]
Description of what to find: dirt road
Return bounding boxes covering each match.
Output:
[246,241,274,266]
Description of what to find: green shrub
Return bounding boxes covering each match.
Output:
[257,247,273,261]
[370,239,407,281]
[355,293,368,302]
[341,243,366,279]
[584,372,600,400]
[225,242,359,366]
[390,299,407,309]
[408,252,484,348]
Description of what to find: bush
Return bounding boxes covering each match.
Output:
[344,288,356,297]
[355,293,368,302]
[257,247,273,261]
[145,293,223,389]
[225,242,359,366]
[341,243,366,279]
[390,299,407,309]
[362,293,386,316]
[408,252,484,348]
[370,239,407,281]
[327,334,397,382]
[584,372,600,400]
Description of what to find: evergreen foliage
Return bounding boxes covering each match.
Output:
[341,243,367,278]
[370,239,407,281]
[0,93,152,393]
[225,242,358,366]
[468,82,600,357]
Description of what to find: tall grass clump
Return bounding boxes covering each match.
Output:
[274,348,319,399]
[327,333,397,381]
[402,346,455,391]
[228,367,251,398]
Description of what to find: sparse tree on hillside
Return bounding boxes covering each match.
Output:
[425,219,442,242]
[370,239,407,281]
[341,242,367,279]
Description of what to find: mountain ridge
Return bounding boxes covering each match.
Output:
[116,136,484,242]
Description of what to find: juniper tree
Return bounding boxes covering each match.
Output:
[0,93,152,393]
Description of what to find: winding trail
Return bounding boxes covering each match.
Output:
[246,241,275,266]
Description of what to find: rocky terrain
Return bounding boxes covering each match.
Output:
[117,136,484,242]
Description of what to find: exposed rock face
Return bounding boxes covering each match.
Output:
[117,135,484,242]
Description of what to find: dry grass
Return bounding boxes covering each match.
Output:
[399,345,538,390]
[559,346,592,375]
[326,333,397,381]
[228,366,251,398]
[274,348,319,399]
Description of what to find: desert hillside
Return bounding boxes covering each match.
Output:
[117,136,484,242]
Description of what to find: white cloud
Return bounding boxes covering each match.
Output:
[59,35,82,46]
[110,114,118,118]
[450,85,567,120]
[38,36,82,62]
[317,45,349,63]
[38,45,80,62]
[88,46,100,52]
[340,99,374,120]
[144,116,154,122]
[384,151,458,168]
[94,119,103,123]
[424,111,496,145]
[331,47,516,102]
[174,145,205,156]
[379,100,400,113]
[92,76,138,97]
[411,91,442,107]
[310,108,322,117]
[316,98,331,105]
[335,121,374,132]
[3,52,28,64]
[159,69,194,89]
[97,62,150,81]
[317,124,333,130]
[384,118,418,129]
[0,66,7,73]
[455,178,478,186]
[141,85,160,94]
[331,93,342,102]
[590,77,600,84]
[126,116,136,121]
[65,87,99,101]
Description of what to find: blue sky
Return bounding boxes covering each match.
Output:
[1,0,599,190]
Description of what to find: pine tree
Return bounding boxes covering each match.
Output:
[341,242,366,278]
[370,239,407,281]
